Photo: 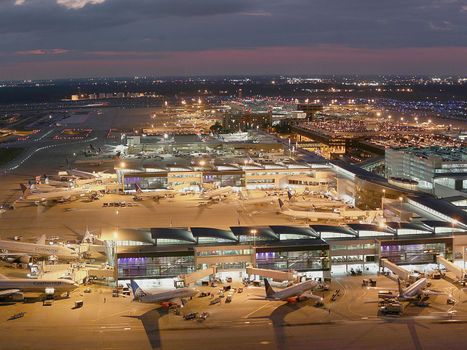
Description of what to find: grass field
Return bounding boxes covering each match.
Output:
[0,147,24,166]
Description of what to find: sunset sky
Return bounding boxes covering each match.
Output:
[1,0,466,79]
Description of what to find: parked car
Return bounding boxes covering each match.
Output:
[184,312,198,320]
[198,312,209,321]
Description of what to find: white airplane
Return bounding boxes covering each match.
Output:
[130,280,197,308]
[67,169,113,180]
[278,199,341,221]
[19,184,97,204]
[0,273,78,298]
[132,184,176,200]
[43,178,72,188]
[338,208,374,220]
[378,278,442,302]
[239,192,276,206]
[263,278,323,303]
[201,186,232,200]
[29,184,66,193]
[0,235,80,263]
[287,191,345,209]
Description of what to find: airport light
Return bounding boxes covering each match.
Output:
[119,161,126,168]
[198,160,206,167]
[163,133,169,140]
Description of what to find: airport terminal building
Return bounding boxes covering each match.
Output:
[110,215,467,282]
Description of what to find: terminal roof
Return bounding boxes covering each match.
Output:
[150,227,197,243]
[309,225,357,237]
[190,227,238,241]
[269,225,319,238]
[347,223,394,235]
[229,226,279,240]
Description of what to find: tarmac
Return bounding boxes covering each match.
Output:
[0,274,467,350]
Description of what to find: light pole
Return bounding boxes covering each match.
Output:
[250,229,257,267]
[381,189,386,214]
[398,196,403,222]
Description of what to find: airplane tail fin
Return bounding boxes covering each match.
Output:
[130,279,145,298]
[264,278,275,298]
[82,226,94,244]
[20,183,31,198]
[135,184,142,193]
[36,234,46,245]
[278,198,287,211]
[287,191,293,201]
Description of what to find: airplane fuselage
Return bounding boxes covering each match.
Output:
[137,288,197,304]
[0,240,79,260]
[267,280,318,301]
[0,279,78,294]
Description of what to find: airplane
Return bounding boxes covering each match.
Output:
[18,183,98,204]
[201,186,232,201]
[67,169,113,180]
[238,191,276,206]
[0,273,78,299]
[377,278,443,303]
[287,191,345,209]
[132,184,176,201]
[29,184,67,193]
[278,199,341,221]
[0,234,80,263]
[43,178,72,188]
[130,280,197,308]
[262,278,323,303]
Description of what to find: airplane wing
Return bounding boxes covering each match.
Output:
[0,289,21,297]
[423,289,446,296]
[168,297,182,306]
[298,291,322,301]
[0,253,30,257]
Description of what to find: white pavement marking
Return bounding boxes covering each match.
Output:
[243,302,274,319]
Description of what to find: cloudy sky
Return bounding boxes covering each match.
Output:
[0,0,466,79]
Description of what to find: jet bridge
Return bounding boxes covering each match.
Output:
[380,258,411,281]
[179,266,217,285]
[436,255,467,284]
[246,266,297,283]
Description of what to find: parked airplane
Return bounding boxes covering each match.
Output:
[0,235,80,263]
[130,280,197,307]
[378,278,443,303]
[201,186,232,200]
[239,192,276,206]
[278,199,341,221]
[67,169,113,180]
[263,278,322,303]
[19,183,98,204]
[287,191,345,209]
[132,184,176,200]
[0,273,78,298]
